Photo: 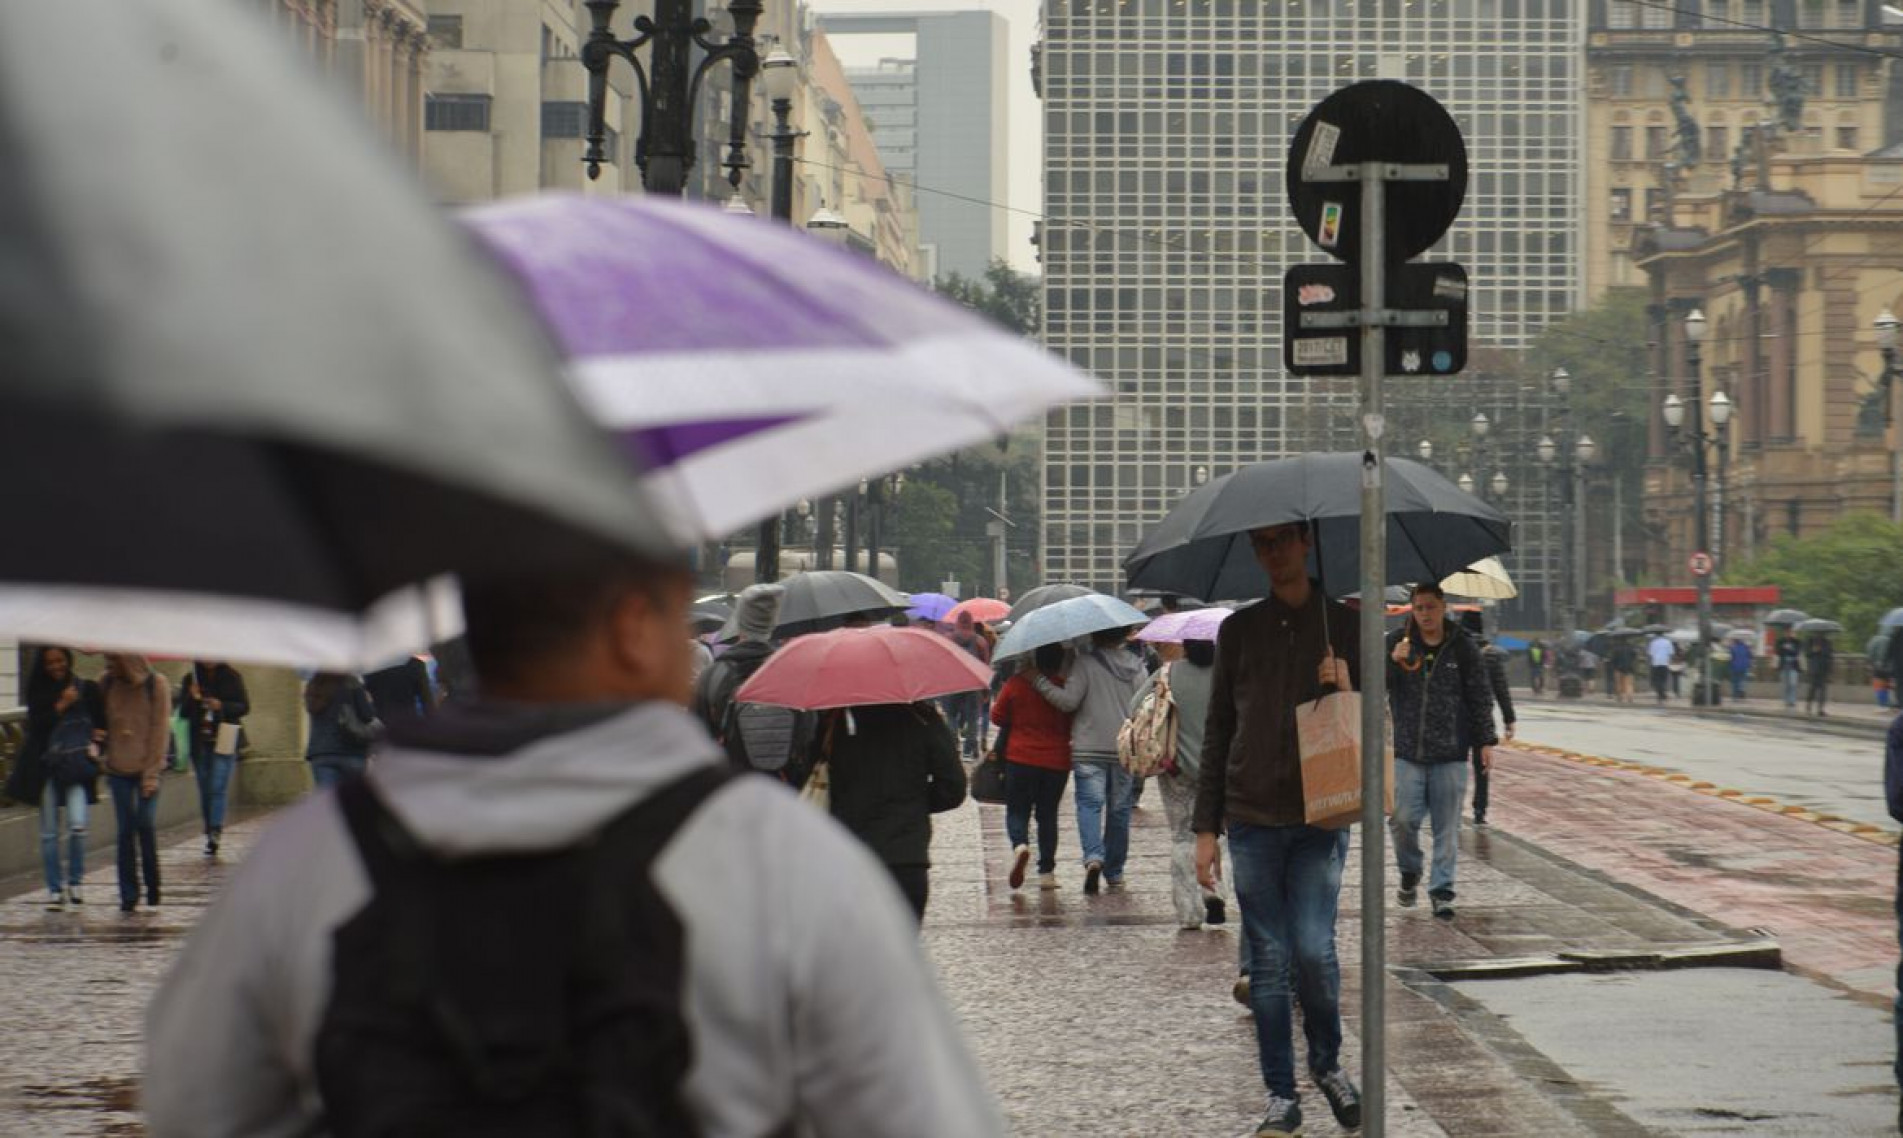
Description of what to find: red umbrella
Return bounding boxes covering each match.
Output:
[734,626,992,710]
[945,597,1010,625]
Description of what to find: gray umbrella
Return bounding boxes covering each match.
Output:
[1124,453,1512,601]
[1764,609,1810,626]
[0,0,670,667]
[769,571,913,637]
[1794,618,1843,635]
[1006,584,1097,626]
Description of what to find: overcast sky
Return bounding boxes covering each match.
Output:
[811,0,1043,273]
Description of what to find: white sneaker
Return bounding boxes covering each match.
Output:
[45,890,64,910]
[1007,844,1030,890]
[1037,872,1059,890]
[66,886,83,906]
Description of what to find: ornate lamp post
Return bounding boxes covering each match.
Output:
[581,0,764,194]
[1876,308,1901,524]
[761,47,800,223]
[1663,308,1731,704]
[1416,439,1434,467]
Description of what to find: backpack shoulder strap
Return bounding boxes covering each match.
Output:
[591,765,733,871]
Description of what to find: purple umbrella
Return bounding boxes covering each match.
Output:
[905,592,957,622]
[1135,607,1233,643]
[462,196,1103,541]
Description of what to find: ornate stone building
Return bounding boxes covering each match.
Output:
[250,1,430,164]
[1634,150,1903,582]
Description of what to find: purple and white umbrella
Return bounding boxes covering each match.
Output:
[463,195,1104,542]
[1135,607,1233,644]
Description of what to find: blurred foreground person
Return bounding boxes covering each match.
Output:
[145,547,1000,1137]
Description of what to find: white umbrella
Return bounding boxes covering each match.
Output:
[1441,557,1518,600]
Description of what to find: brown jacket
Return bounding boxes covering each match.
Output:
[1193,588,1361,831]
[102,657,172,784]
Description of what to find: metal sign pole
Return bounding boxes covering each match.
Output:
[1357,160,1389,1138]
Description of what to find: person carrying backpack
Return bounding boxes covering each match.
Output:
[145,544,1002,1138]
[691,583,817,786]
[6,646,105,909]
[304,673,378,790]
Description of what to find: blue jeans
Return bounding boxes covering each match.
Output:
[310,754,368,791]
[1228,823,1350,1097]
[39,781,87,894]
[192,749,236,834]
[1071,757,1132,878]
[1390,758,1468,898]
[1781,669,1799,707]
[107,774,159,908]
[1729,670,1748,699]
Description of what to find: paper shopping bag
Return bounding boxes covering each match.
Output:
[1297,691,1392,829]
[214,722,242,756]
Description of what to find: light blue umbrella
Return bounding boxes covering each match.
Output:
[993,594,1149,659]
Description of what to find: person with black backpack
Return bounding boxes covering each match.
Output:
[692,583,816,786]
[145,544,1001,1138]
[4,646,105,909]
[303,673,378,790]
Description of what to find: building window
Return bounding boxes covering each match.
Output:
[1836,0,1861,27]
[1644,187,1667,220]
[1836,63,1859,97]
[1707,63,1729,98]
[1838,124,1860,150]
[426,14,462,49]
[1646,124,1669,158]
[1799,0,1826,25]
[1610,125,1633,159]
[1641,0,1673,27]
[542,101,587,138]
[1609,0,1637,27]
[1801,63,1825,95]
[425,94,492,132]
[1642,68,1668,98]
[1707,124,1730,156]
[1610,187,1632,221]
[1741,0,1766,26]
[1608,65,1634,96]
[1740,63,1762,95]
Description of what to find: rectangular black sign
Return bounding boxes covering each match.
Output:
[1282,262,1469,377]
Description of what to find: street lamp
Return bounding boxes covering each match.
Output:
[1194,464,1210,486]
[581,0,764,193]
[1470,411,1490,439]
[1457,472,1475,494]
[1417,439,1433,463]
[1667,307,1727,705]
[1490,470,1509,499]
[761,48,801,225]
[1876,308,1901,523]
[1550,367,1570,397]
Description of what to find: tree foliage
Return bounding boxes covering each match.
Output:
[934,260,1042,337]
[887,432,1042,596]
[1722,512,1903,645]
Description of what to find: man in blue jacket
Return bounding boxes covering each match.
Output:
[1387,584,1498,919]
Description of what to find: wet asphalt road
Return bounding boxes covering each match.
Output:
[1515,702,1895,832]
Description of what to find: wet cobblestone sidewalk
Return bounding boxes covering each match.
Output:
[0,752,1838,1137]
[921,765,1762,1136]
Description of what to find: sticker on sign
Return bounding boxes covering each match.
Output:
[1318,202,1343,248]
[1304,121,1341,175]
[1293,337,1349,367]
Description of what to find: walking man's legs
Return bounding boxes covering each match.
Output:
[1425,761,1469,902]
[108,774,139,909]
[1388,758,1430,900]
[134,788,160,904]
[1102,762,1134,883]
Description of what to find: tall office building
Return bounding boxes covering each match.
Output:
[845,58,920,184]
[1039,0,1582,612]
[821,10,1009,280]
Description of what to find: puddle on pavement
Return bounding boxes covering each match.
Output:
[1448,967,1894,1135]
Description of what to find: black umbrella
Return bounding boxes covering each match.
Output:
[770,571,913,637]
[0,0,671,669]
[1124,453,1512,601]
[1005,583,1097,626]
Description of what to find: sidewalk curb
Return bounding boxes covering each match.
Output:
[1511,741,1901,847]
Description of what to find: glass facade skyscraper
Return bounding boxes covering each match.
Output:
[1039,0,1582,611]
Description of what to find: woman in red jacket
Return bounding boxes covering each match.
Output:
[991,644,1075,890]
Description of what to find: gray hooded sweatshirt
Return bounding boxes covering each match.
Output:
[1032,643,1147,761]
[143,702,1001,1138]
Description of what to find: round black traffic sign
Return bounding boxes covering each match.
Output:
[1285,81,1468,263]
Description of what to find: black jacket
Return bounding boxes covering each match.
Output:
[5,677,105,806]
[179,664,250,759]
[1481,643,1515,727]
[823,703,966,868]
[1387,623,1497,764]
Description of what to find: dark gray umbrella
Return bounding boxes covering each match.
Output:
[1006,584,1097,626]
[1124,453,1512,601]
[0,0,671,668]
[771,571,913,637]
[1765,609,1810,627]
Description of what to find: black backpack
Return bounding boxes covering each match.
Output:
[702,657,815,782]
[313,767,730,1138]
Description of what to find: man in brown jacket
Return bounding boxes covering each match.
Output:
[1193,522,1362,1138]
[102,653,171,913]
